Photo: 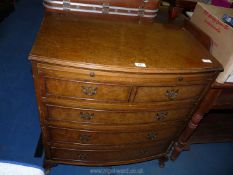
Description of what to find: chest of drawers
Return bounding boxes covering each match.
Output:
[29,13,222,170]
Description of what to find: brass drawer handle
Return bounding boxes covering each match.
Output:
[80,112,94,120]
[166,89,179,100]
[177,76,183,81]
[89,72,95,77]
[156,111,168,121]
[79,134,91,143]
[147,132,157,141]
[78,153,88,160]
[82,86,97,96]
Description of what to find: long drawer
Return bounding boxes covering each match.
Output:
[37,63,215,85]
[46,125,182,146]
[45,104,191,125]
[50,141,169,164]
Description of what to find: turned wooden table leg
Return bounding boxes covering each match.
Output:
[171,112,203,160]
[170,84,221,160]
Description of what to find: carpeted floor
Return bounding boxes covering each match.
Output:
[0,0,233,174]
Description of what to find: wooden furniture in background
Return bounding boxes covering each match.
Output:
[164,0,198,19]
[189,109,233,144]
[171,20,233,160]
[29,13,222,171]
[189,82,233,144]
[43,0,160,23]
[171,82,233,160]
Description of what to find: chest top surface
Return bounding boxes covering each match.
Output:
[29,13,222,73]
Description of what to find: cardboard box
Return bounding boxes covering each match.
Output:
[191,3,233,83]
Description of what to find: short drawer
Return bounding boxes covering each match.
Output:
[43,77,131,102]
[46,104,191,125]
[134,84,206,102]
[50,142,169,163]
[46,126,181,146]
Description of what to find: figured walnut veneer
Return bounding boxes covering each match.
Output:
[29,13,222,170]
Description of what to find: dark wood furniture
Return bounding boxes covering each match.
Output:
[29,13,222,171]
[43,0,160,23]
[171,82,233,160]
[163,0,198,19]
[189,108,233,144]
[171,20,233,160]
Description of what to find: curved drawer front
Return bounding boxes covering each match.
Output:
[47,126,181,146]
[38,63,214,85]
[134,84,206,102]
[44,77,131,102]
[46,104,191,125]
[50,142,169,163]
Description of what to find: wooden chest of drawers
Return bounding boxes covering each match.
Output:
[29,13,222,170]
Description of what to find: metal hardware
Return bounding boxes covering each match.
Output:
[147,132,157,141]
[166,89,179,100]
[44,0,158,18]
[79,134,91,142]
[82,86,97,96]
[89,72,95,77]
[138,7,145,17]
[177,76,183,81]
[80,112,94,120]
[63,0,70,10]
[78,153,88,160]
[138,0,148,17]
[102,1,110,14]
[156,111,168,120]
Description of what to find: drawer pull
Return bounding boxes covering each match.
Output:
[156,112,168,121]
[177,76,183,81]
[89,72,95,77]
[79,134,91,143]
[80,112,94,120]
[166,89,179,100]
[78,153,88,160]
[147,132,157,141]
[82,86,97,96]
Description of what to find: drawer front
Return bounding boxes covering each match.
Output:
[134,84,205,102]
[44,77,131,102]
[50,142,169,163]
[38,63,215,85]
[46,104,191,125]
[47,126,181,145]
